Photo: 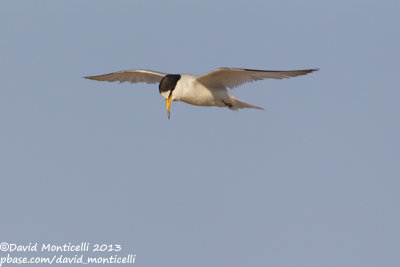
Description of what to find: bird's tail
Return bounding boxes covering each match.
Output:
[230,97,264,110]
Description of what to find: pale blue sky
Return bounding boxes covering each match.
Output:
[1,1,399,266]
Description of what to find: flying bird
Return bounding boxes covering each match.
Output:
[84,67,318,119]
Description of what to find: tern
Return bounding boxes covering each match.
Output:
[84,67,318,119]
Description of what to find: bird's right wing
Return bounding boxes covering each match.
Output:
[196,68,318,89]
[84,69,167,84]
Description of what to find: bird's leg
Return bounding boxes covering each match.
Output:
[221,100,233,109]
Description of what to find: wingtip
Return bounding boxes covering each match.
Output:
[302,68,319,76]
[83,75,103,81]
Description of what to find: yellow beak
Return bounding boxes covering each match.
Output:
[166,97,172,119]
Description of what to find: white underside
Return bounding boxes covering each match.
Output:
[161,74,263,110]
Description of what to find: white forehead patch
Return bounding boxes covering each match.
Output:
[160,90,171,99]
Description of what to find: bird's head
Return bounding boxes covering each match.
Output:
[159,74,181,119]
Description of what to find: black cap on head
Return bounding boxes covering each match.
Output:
[159,74,181,94]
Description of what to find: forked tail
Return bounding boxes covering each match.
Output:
[230,97,264,110]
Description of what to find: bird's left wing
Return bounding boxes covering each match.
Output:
[84,69,167,84]
[196,68,318,89]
